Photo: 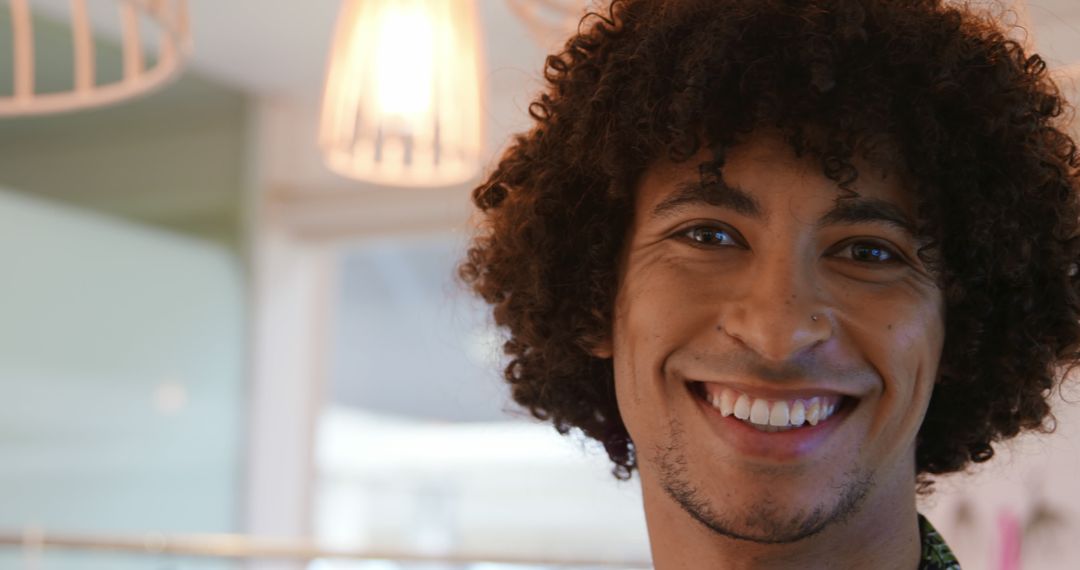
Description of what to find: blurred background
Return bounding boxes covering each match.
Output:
[0,1,1077,569]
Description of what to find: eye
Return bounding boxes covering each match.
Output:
[680,225,739,247]
[836,240,901,264]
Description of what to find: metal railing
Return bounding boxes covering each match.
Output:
[1,527,651,568]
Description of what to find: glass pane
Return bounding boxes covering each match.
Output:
[328,234,510,422]
[315,234,650,568]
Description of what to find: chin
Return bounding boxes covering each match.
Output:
[651,418,875,544]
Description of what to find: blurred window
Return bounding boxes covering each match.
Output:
[312,234,650,569]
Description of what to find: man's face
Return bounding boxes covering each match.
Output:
[605,133,945,543]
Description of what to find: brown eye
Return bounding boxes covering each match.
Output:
[683,226,737,247]
[845,241,899,264]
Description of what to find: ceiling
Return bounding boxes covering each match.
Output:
[23,0,1080,104]
[27,0,556,104]
[14,0,1080,239]
[13,1,1080,163]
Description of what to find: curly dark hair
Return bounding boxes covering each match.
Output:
[459,0,1080,483]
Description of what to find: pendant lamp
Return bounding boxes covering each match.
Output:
[319,0,485,187]
[505,0,580,47]
[0,0,190,117]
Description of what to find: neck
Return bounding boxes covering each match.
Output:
[641,468,922,570]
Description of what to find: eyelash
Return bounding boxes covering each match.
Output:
[676,224,904,265]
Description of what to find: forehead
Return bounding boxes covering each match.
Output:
[637,133,917,219]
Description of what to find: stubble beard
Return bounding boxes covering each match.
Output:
[656,419,873,544]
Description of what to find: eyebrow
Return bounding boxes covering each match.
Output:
[652,179,764,220]
[817,197,916,235]
[651,179,916,236]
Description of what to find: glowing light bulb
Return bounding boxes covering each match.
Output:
[373,5,435,117]
[320,0,485,187]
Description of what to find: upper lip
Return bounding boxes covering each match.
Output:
[687,378,862,401]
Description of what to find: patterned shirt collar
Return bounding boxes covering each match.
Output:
[919,514,961,569]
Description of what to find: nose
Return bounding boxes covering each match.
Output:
[719,255,832,362]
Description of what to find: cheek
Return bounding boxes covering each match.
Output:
[609,266,660,419]
[613,255,707,353]
[610,257,702,432]
[835,282,944,439]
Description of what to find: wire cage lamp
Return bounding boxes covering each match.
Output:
[505,0,581,48]
[0,0,191,117]
[319,0,485,188]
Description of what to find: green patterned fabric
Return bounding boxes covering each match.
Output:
[919,514,961,569]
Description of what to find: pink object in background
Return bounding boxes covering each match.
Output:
[996,509,1022,570]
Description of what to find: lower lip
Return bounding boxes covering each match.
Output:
[691,386,855,461]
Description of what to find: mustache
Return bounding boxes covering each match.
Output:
[666,348,870,384]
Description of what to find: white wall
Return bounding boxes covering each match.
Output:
[920,387,1080,570]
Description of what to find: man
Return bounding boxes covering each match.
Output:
[459,0,1080,568]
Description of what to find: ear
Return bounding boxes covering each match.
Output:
[586,337,613,359]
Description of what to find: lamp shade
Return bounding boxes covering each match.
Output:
[0,0,190,117]
[319,0,485,187]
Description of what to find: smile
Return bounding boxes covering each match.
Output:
[688,381,859,459]
[700,384,843,431]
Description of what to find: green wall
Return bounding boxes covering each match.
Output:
[0,6,250,568]
[0,188,244,569]
[0,4,249,248]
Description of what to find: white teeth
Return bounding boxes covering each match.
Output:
[806,398,821,426]
[733,393,751,420]
[704,387,844,430]
[719,389,736,417]
[790,400,806,426]
[768,400,790,426]
[749,399,771,424]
